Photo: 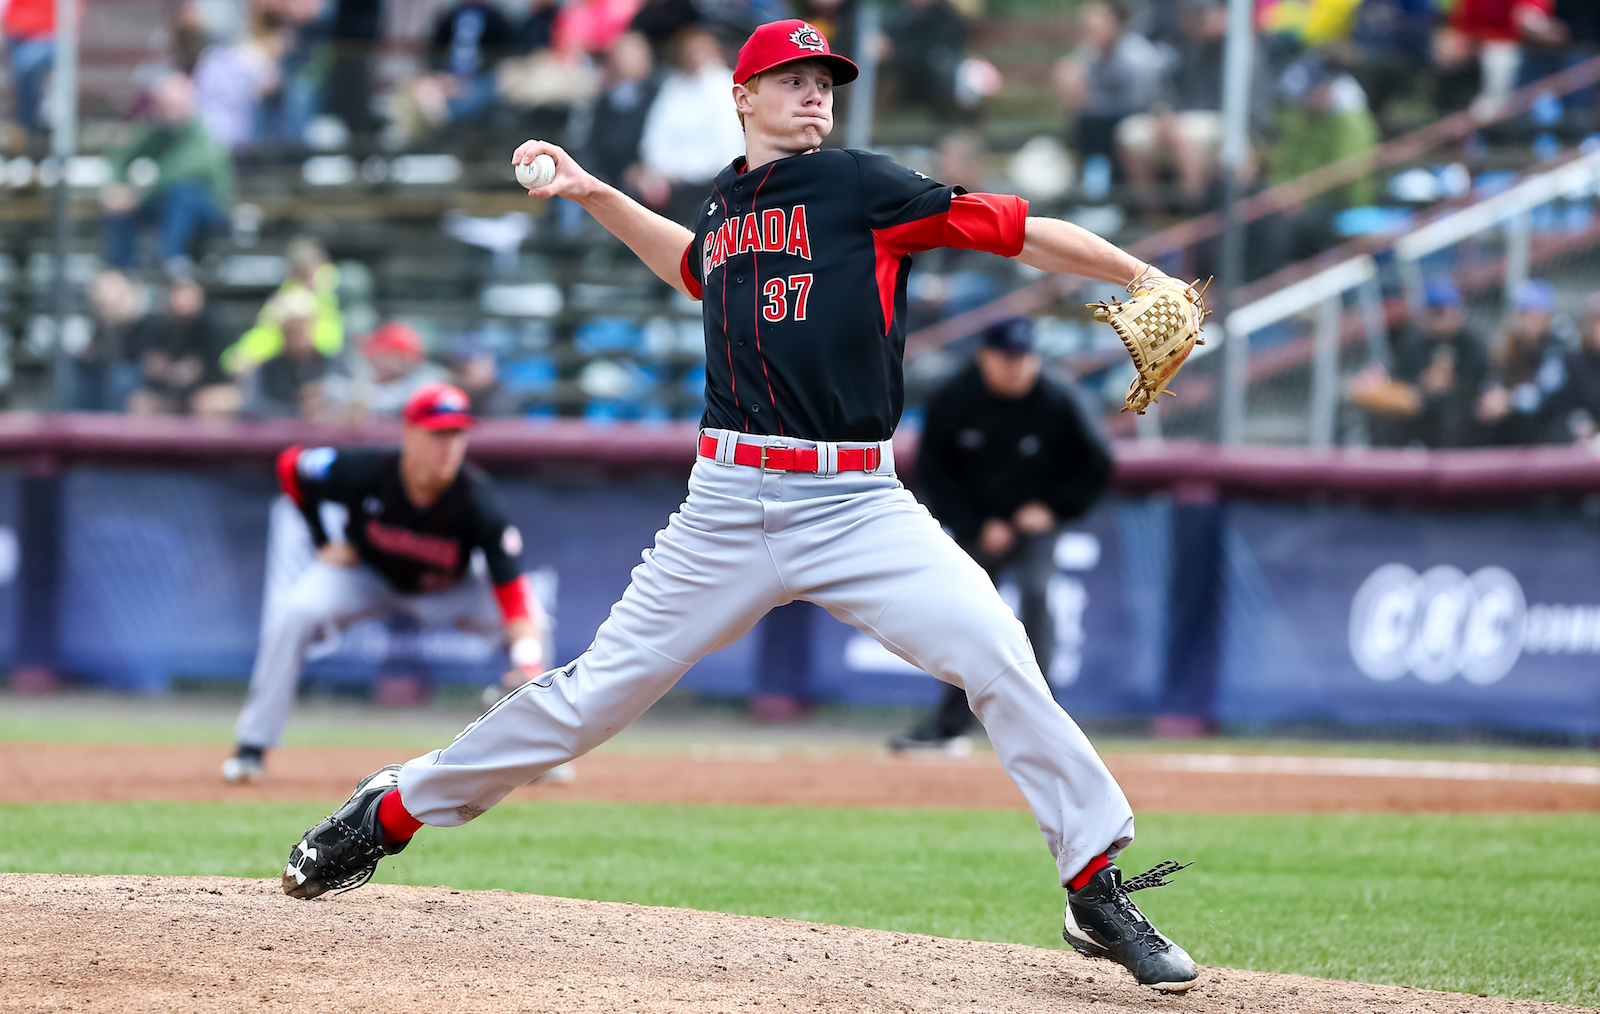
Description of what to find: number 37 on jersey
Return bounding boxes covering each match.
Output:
[702,204,816,322]
[762,273,813,322]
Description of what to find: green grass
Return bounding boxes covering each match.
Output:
[3,801,1596,1006]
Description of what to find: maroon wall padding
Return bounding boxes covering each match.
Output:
[0,415,1596,507]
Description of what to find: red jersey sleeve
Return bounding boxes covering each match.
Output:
[942,193,1029,258]
[276,445,305,506]
[871,193,1029,259]
[679,243,703,301]
[494,577,532,625]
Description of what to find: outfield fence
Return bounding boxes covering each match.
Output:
[1,420,1598,739]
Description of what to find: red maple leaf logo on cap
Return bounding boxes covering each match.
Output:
[789,24,826,52]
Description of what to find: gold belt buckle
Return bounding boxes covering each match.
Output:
[759,445,783,472]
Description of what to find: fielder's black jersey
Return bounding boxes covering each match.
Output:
[283,446,523,594]
[679,148,1028,442]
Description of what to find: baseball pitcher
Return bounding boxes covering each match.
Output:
[280,20,1205,993]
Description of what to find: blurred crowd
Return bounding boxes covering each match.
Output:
[7,0,1600,445]
[65,234,530,423]
[1350,278,1600,448]
[1050,0,1598,231]
[1,0,1588,273]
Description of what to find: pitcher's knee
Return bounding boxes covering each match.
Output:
[964,656,1050,704]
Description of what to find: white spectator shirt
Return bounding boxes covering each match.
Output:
[1075,31,1164,120]
[193,41,281,151]
[639,62,745,184]
[324,360,451,418]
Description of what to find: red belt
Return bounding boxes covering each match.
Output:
[698,433,882,473]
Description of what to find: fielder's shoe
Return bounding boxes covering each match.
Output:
[221,746,265,785]
[1064,861,1198,992]
[283,765,409,900]
[887,720,973,757]
[534,761,577,785]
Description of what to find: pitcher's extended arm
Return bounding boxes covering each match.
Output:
[513,140,695,297]
[1017,216,1160,286]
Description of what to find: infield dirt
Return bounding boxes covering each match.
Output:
[3,742,1597,812]
[2,873,1587,1014]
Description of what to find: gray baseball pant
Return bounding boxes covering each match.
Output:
[398,430,1136,884]
[234,562,503,750]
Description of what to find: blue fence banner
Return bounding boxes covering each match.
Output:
[37,468,1166,710]
[0,469,19,667]
[1217,502,1600,736]
[791,498,1166,714]
[60,468,272,691]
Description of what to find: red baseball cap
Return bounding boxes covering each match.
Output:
[403,382,475,430]
[366,321,425,361]
[733,20,859,86]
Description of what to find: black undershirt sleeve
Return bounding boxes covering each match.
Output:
[294,448,379,548]
[467,469,523,586]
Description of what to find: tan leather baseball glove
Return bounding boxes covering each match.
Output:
[1088,274,1211,414]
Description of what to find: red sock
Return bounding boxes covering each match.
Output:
[377,788,423,843]
[1068,852,1112,892]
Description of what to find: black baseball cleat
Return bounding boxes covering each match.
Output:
[283,764,409,900]
[1063,861,1199,992]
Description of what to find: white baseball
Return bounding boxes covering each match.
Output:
[516,153,557,190]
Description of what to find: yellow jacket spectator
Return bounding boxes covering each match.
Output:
[1261,0,1364,45]
[221,238,344,374]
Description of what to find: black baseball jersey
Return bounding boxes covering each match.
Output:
[917,364,1112,546]
[283,446,523,594]
[679,148,1028,442]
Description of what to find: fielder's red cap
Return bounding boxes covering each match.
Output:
[733,20,859,86]
[403,382,475,430]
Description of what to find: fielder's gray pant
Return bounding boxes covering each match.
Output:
[399,430,1135,885]
[234,562,502,750]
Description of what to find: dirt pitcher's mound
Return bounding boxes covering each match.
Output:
[0,875,1582,1014]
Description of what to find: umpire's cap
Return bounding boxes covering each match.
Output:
[979,316,1038,356]
[733,20,859,86]
[1423,277,1461,309]
[1514,279,1556,313]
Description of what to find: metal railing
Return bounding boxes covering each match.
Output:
[904,53,1600,361]
[1198,149,1600,446]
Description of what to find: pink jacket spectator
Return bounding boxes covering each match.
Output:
[553,0,641,56]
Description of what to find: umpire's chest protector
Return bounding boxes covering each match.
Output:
[681,148,1027,444]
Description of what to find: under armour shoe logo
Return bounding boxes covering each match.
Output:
[286,839,318,885]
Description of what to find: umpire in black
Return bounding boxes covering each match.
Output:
[893,316,1113,750]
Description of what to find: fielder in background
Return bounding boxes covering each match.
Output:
[222,383,552,784]
[282,19,1204,994]
[893,316,1111,753]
